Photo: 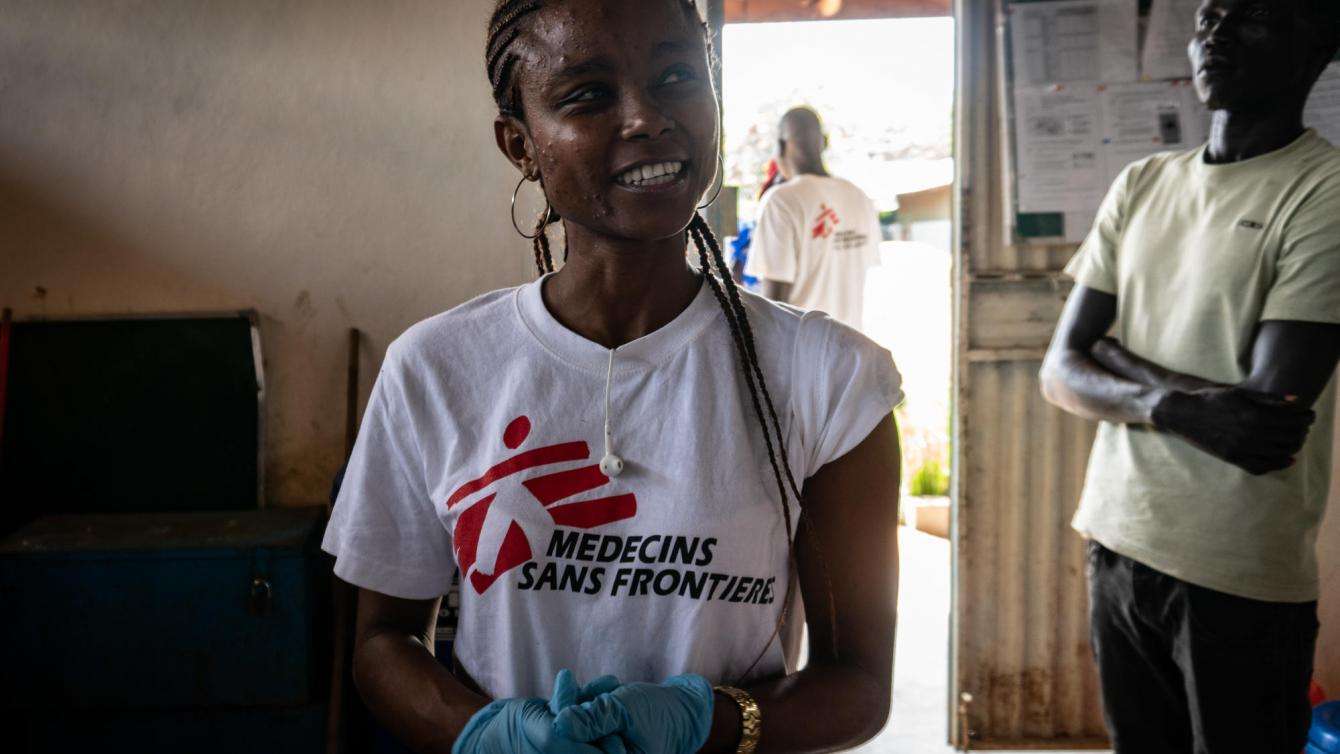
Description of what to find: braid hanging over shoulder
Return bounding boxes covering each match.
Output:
[688,213,840,678]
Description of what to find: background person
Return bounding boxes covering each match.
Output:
[1040,1,1340,751]
[745,107,883,331]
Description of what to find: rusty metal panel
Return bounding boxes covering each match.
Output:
[952,0,1109,747]
[956,360,1106,744]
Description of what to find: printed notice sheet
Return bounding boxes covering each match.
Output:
[1100,81,1209,184]
[1141,0,1199,81]
[1305,62,1340,145]
[1014,81,1211,238]
[1010,0,1140,86]
[1014,84,1106,212]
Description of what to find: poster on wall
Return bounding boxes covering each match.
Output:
[1009,0,1140,86]
[1008,2,1340,243]
[1014,81,1209,216]
[1141,0,1199,81]
[1099,80,1210,182]
[1014,84,1106,213]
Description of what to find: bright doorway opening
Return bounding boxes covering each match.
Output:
[721,16,956,752]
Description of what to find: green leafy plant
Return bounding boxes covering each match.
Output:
[909,458,949,497]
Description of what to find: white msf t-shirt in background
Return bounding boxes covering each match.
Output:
[323,276,903,699]
[744,175,884,330]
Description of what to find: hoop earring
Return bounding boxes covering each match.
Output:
[697,156,724,210]
[511,175,552,240]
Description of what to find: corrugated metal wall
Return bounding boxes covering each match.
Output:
[951,0,1109,747]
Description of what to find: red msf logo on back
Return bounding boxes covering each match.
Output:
[811,203,840,239]
[445,416,637,594]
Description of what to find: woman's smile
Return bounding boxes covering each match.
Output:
[612,159,691,193]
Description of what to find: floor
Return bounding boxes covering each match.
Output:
[851,527,1109,754]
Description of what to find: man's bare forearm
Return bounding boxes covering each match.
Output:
[1089,337,1221,394]
[1039,348,1169,426]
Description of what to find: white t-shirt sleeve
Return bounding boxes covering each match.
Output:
[745,191,801,284]
[1261,171,1340,324]
[322,346,456,599]
[1064,161,1146,295]
[792,312,905,479]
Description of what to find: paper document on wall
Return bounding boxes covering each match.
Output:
[1064,209,1098,244]
[1100,81,1209,185]
[1010,0,1140,86]
[1014,84,1106,212]
[1141,0,1198,80]
[1304,62,1340,145]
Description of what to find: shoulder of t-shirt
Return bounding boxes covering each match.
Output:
[736,287,885,368]
[382,285,522,377]
[758,182,803,215]
[827,175,870,196]
[1295,132,1340,184]
[1117,147,1191,193]
[736,286,806,342]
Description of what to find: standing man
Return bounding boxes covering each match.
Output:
[745,107,883,330]
[1040,2,1340,752]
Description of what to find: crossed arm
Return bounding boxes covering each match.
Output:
[352,415,901,753]
[1039,285,1340,474]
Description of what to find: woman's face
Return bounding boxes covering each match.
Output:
[499,0,719,244]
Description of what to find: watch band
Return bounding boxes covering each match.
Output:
[714,685,762,754]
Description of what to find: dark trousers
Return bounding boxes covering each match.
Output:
[1087,541,1319,754]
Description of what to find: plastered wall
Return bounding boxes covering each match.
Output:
[0,0,534,505]
[2,0,1337,701]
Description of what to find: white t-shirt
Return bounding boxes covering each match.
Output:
[744,175,883,330]
[323,275,902,699]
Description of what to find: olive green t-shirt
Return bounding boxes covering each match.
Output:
[1065,130,1340,602]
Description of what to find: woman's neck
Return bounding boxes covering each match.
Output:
[542,224,703,349]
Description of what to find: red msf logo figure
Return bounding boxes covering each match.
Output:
[811,203,840,240]
[445,415,638,594]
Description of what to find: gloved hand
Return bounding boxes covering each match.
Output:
[552,674,714,754]
[453,670,626,754]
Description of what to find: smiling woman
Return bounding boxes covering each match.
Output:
[322,2,905,753]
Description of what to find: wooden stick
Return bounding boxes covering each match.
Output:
[344,328,360,458]
[0,308,12,465]
[326,327,361,754]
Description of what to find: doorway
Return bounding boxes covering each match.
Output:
[719,11,956,752]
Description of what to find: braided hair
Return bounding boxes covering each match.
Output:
[484,0,839,677]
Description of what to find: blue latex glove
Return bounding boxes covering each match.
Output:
[552,674,714,754]
[453,670,626,754]
[550,671,628,754]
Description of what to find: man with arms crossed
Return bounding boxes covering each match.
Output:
[746,107,883,330]
[1040,1,1340,751]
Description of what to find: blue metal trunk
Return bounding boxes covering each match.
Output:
[17,705,327,753]
[0,509,328,710]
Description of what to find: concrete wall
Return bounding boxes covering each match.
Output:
[0,0,533,505]
[2,0,1337,702]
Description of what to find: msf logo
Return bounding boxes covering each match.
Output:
[811,203,840,240]
[445,415,637,595]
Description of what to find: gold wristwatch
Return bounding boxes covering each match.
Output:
[714,685,761,753]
